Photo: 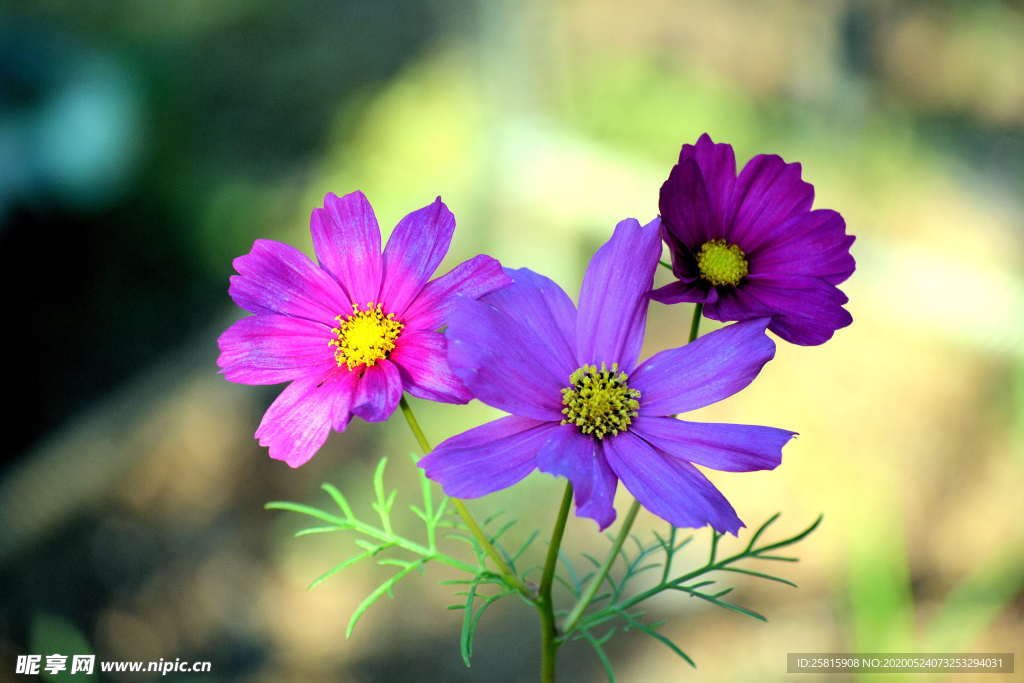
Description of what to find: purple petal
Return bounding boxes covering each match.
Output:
[659,158,719,249]
[217,314,335,385]
[749,209,856,286]
[483,268,578,374]
[726,154,813,251]
[630,416,794,471]
[230,239,350,322]
[701,286,773,322]
[604,431,743,534]
[741,274,853,346]
[310,191,383,305]
[255,372,360,468]
[420,416,556,498]
[351,360,403,422]
[389,330,471,404]
[380,197,456,316]
[576,218,662,372]
[678,133,736,233]
[536,425,618,529]
[649,279,718,305]
[631,318,775,415]
[402,254,512,332]
[446,290,572,422]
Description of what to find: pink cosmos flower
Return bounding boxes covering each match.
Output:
[217,191,511,467]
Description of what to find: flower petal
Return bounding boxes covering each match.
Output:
[742,273,853,346]
[446,289,572,422]
[631,318,775,416]
[351,360,403,422]
[726,154,814,251]
[649,279,718,305]
[420,416,555,498]
[604,431,743,534]
[380,197,456,316]
[659,158,718,247]
[217,314,334,385]
[402,254,512,332]
[576,217,662,372]
[389,330,471,404]
[678,133,736,232]
[630,416,794,472]
[229,239,350,322]
[484,268,578,374]
[701,286,773,322]
[536,425,618,529]
[255,372,359,468]
[749,209,856,286]
[310,191,383,305]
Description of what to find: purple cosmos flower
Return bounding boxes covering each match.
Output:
[419,218,794,533]
[653,133,856,346]
[217,191,510,468]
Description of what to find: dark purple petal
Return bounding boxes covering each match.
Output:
[446,291,572,422]
[659,216,699,281]
[229,239,350,322]
[659,158,718,248]
[576,218,662,372]
[389,330,471,404]
[701,286,773,322]
[402,254,511,332]
[678,133,736,233]
[483,268,578,375]
[603,431,743,534]
[630,416,794,472]
[741,274,853,346]
[351,360,403,422]
[310,191,383,305]
[380,197,456,316]
[217,314,334,385]
[631,318,775,415]
[749,209,856,286]
[649,279,718,305]
[536,425,617,529]
[255,372,360,468]
[726,154,814,251]
[420,416,555,498]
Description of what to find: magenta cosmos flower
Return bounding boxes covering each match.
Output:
[420,218,794,532]
[653,134,855,346]
[217,191,510,467]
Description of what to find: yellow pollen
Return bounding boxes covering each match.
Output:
[560,363,640,439]
[328,302,404,370]
[696,239,748,287]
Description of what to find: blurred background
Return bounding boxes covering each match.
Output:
[1,0,1022,681]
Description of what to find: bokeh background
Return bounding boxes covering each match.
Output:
[1,1,1022,681]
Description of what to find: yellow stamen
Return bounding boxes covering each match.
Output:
[329,302,403,370]
[560,363,640,439]
[696,239,748,286]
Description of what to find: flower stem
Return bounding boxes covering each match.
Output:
[538,482,573,683]
[560,302,705,638]
[560,499,641,636]
[398,395,533,597]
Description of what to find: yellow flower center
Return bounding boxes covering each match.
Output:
[329,302,404,370]
[560,363,641,439]
[696,239,748,286]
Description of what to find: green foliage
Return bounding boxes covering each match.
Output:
[265,455,525,663]
[561,513,822,681]
[268,456,822,678]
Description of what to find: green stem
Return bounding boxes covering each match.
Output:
[560,302,705,638]
[398,395,533,598]
[688,303,703,343]
[560,500,641,636]
[538,483,574,683]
